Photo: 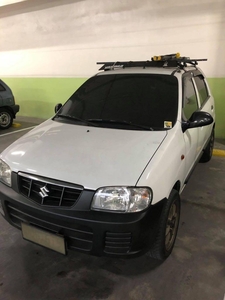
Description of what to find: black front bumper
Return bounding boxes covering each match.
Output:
[0,174,165,258]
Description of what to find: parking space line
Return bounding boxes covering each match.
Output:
[0,126,36,137]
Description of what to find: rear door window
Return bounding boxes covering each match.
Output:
[193,75,209,107]
[183,77,199,120]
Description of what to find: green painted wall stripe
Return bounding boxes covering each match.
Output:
[2,77,87,119]
[207,78,225,139]
[2,77,225,139]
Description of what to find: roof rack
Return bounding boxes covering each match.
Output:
[97,57,207,71]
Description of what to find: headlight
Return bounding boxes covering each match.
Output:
[91,187,152,213]
[0,159,11,186]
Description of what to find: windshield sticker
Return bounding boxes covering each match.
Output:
[164,121,172,129]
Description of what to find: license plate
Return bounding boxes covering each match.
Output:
[21,223,66,255]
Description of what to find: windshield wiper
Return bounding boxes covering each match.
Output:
[87,119,154,131]
[55,114,99,127]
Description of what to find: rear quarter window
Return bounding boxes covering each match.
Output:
[0,84,6,91]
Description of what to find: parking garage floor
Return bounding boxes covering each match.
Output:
[0,118,225,300]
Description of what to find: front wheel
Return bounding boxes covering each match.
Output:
[0,108,13,129]
[148,190,180,260]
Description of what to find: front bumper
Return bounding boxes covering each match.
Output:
[0,174,165,257]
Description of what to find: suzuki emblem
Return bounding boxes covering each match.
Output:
[39,186,49,198]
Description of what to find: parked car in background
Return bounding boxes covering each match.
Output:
[0,55,215,260]
[0,79,20,129]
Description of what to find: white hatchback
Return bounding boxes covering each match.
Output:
[0,56,215,260]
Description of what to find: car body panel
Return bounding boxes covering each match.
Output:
[1,119,167,190]
[0,79,20,128]
[0,79,15,105]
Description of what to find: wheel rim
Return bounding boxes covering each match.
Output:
[0,112,11,127]
[165,200,179,252]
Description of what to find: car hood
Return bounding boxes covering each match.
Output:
[1,120,167,190]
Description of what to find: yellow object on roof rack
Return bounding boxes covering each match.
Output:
[152,53,180,61]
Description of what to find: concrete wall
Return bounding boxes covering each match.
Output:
[0,0,224,137]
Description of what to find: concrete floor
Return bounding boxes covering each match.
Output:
[0,119,225,300]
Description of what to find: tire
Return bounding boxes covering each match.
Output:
[148,189,180,260]
[200,128,214,163]
[0,108,13,129]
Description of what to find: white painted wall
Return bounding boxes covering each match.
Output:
[0,0,224,77]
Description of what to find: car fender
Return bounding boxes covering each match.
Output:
[136,123,186,204]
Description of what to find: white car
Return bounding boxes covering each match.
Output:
[0,56,215,260]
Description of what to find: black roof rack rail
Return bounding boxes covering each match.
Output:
[97,58,207,71]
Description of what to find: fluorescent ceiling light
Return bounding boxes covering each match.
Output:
[0,0,28,7]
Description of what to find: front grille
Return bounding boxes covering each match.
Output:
[18,173,83,207]
[104,232,132,254]
[6,201,93,252]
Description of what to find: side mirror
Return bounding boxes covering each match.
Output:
[182,111,213,132]
[55,103,62,113]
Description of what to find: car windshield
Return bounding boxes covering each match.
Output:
[55,74,178,130]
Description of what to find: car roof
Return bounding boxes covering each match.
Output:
[96,66,199,77]
[97,67,184,75]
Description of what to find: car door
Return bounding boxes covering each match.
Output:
[182,73,201,181]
